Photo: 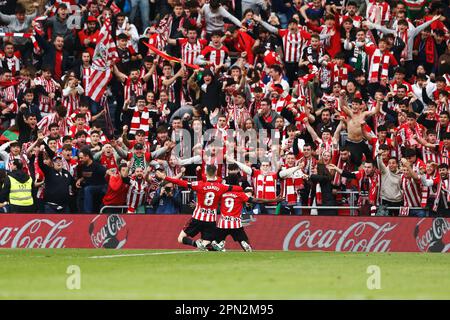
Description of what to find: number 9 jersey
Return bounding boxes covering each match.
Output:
[190,181,242,222]
[218,191,250,229]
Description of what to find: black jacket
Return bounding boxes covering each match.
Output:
[38,152,74,205]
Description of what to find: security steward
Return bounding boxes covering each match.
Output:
[4,160,34,213]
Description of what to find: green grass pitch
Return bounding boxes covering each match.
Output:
[0,249,449,299]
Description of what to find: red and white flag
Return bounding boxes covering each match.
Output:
[86,16,118,102]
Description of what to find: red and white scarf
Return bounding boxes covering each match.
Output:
[369,49,390,83]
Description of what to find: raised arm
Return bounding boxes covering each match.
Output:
[366,21,396,35]
[218,6,242,27]
[363,99,381,118]
[279,165,301,179]
[254,15,278,34]
[226,156,253,175]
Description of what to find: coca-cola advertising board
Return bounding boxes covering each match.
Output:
[0,214,449,252]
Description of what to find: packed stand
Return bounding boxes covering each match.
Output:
[0,0,449,216]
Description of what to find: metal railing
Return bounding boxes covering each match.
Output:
[99,204,423,215]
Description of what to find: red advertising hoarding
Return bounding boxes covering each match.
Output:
[0,214,449,253]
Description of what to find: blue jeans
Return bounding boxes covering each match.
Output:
[83,185,107,213]
[130,0,150,31]
[409,209,428,218]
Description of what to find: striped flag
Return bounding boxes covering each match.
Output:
[86,17,118,103]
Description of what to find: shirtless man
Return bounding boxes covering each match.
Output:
[340,90,381,167]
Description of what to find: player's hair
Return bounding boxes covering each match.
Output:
[439,163,449,169]
[379,144,390,151]
[427,129,437,135]
[377,125,387,132]
[206,164,217,176]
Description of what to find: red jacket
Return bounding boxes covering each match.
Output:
[77,29,100,58]
[102,175,130,206]
[226,30,255,64]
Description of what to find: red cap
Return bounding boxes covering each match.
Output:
[87,16,97,23]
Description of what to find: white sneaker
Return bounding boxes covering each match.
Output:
[195,239,207,251]
[211,240,226,252]
[241,241,252,252]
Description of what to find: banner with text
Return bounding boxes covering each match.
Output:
[0,214,449,253]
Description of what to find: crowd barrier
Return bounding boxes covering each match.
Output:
[0,214,448,253]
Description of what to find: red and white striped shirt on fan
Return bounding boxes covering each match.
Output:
[127,176,148,213]
[252,169,278,200]
[200,45,229,67]
[218,191,250,229]
[164,177,242,222]
[34,76,57,113]
[123,77,144,102]
[177,38,207,65]
[401,174,422,207]
[278,29,311,63]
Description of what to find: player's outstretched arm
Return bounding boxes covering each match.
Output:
[155,170,190,188]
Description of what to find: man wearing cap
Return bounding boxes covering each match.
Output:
[37,150,74,213]
[77,15,100,58]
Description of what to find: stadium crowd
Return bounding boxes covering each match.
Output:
[0,0,450,217]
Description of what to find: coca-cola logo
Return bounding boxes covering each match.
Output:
[89,214,128,249]
[0,219,72,248]
[414,218,450,252]
[283,220,397,252]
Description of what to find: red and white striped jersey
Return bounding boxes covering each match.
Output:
[140,66,159,94]
[177,38,207,65]
[439,142,450,165]
[278,29,311,63]
[62,94,80,117]
[200,45,229,67]
[218,191,249,229]
[252,169,277,200]
[37,113,70,137]
[190,180,237,222]
[127,176,148,213]
[124,77,144,103]
[401,174,422,207]
[422,144,441,164]
[34,76,58,113]
[0,84,17,112]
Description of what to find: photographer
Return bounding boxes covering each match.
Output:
[150,180,182,214]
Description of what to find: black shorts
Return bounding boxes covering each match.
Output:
[183,218,217,241]
[216,227,249,243]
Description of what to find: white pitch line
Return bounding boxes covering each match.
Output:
[89,250,201,259]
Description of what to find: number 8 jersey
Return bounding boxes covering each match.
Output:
[190,181,241,222]
[164,177,242,222]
